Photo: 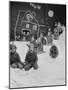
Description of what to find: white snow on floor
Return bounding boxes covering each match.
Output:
[10,31,65,88]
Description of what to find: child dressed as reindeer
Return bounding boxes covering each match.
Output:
[24,43,38,71]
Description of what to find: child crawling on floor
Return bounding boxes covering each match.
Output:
[10,43,24,69]
[24,43,38,71]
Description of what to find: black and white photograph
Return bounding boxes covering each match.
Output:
[9,1,66,89]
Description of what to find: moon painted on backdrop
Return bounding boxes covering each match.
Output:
[48,10,54,17]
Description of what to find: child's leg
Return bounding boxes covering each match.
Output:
[24,63,32,71]
[33,63,38,70]
[17,62,24,69]
[11,63,17,68]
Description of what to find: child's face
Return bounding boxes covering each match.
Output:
[27,32,29,35]
[40,33,43,38]
[12,47,16,53]
[31,36,34,41]
[48,32,51,36]
[29,45,34,53]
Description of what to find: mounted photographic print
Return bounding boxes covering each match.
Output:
[9,1,66,89]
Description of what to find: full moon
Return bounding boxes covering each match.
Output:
[48,10,54,17]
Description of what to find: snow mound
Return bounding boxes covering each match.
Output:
[10,31,65,88]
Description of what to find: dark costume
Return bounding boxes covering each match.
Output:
[10,52,24,69]
[49,45,59,58]
[54,27,59,40]
[47,32,53,45]
[24,51,38,71]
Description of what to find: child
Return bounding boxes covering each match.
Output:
[36,34,43,53]
[24,43,38,71]
[10,43,24,69]
[47,28,53,45]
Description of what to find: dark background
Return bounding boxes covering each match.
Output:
[10,1,66,41]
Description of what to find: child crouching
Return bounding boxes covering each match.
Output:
[24,43,38,71]
[10,43,24,69]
